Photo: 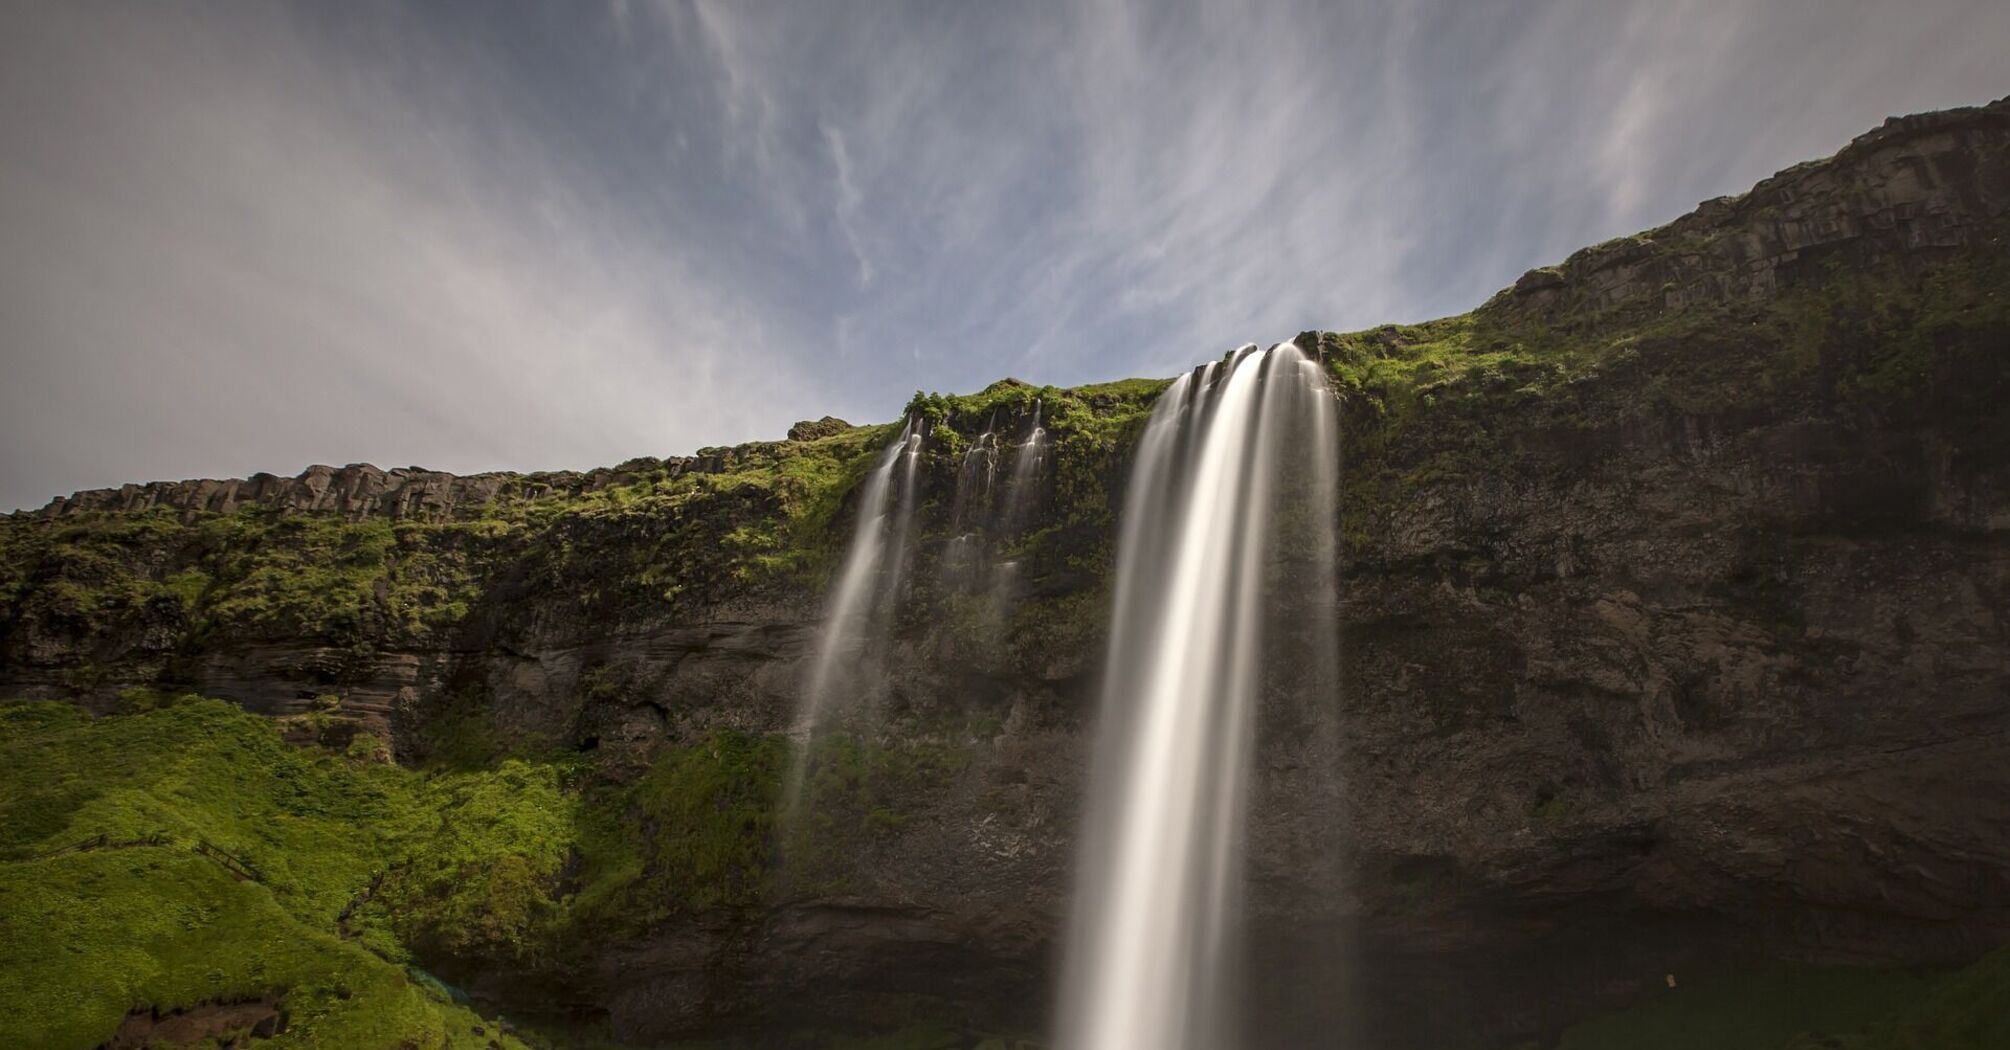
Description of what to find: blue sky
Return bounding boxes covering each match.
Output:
[3,0,2007,510]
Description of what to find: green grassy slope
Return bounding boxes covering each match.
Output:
[0,698,533,1048]
[0,697,998,1048]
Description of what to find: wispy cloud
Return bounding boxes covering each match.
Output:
[822,123,874,287]
[4,0,2008,509]
[0,1,813,509]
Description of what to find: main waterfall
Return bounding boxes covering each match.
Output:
[1059,343,1338,1050]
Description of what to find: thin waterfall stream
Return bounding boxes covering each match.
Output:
[997,398,1050,536]
[783,416,924,819]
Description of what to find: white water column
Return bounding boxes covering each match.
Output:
[1060,343,1339,1050]
[783,417,923,817]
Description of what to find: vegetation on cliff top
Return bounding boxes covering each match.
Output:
[1323,250,2010,436]
[1320,248,2010,553]
[0,374,1174,709]
[7,245,1998,671]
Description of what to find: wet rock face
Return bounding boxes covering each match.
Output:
[1299,410,2010,1045]
[4,99,2010,1048]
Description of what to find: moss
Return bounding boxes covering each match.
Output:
[200,513,398,636]
[0,698,421,919]
[1006,589,1108,673]
[0,701,869,1042]
[558,727,972,924]
[1780,252,2010,402]
[1326,248,2006,436]
[0,699,529,1049]
[722,428,894,583]
[114,685,205,714]
[0,503,510,684]
[1319,246,2010,557]
[780,731,974,896]
[1550,952,2010,1050]
[0,849,520,1050]
[0,508,212,648]
[369,759,582,966]
[518,1019,1029,1050]
[568,729,786,928]
[891,374,1164,625]
[0,361,1167,710]
[1821,946,2010,1049]
[1526,793,1571,824]
[417,685,511,771]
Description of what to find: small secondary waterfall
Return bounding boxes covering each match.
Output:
[950,411,1000,531]
[944,416,998,591]
[983,400,1051,615]
[1059,343,1339,1050]
[996,398,1051,536]
[784,416,924,815]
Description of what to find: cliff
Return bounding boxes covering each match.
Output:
[3,98,2008,1049]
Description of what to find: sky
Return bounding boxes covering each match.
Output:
[3,1,2007,511]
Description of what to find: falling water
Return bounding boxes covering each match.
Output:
[944,415,999,590]
[996,398,1051,536]
[950,411,1000,531]
[1058,343,1339,1050]
[783,416,924,816]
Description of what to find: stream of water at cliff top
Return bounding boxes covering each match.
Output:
[1058,343,1339,1050]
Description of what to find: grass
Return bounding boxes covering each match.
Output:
[0,848,518,1050]
[0,694,982,1049]
[564,728,786,929]
[370,758,582,966]
[0,698,529,1049]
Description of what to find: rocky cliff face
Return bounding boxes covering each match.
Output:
[1497,100,2009,324]
[4,99,2008,1049]
[33,448,794,524]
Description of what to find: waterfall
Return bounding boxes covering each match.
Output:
[784,416,924,816]
[975,399,1050,619]
[950,411,999,532]
[1059,343,1339,1050]
[944,416,998,591]
[996,398,1050,537]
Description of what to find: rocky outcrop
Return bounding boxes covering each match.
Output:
[787,416,854,442]
[99,995,286,1049]
[1497,96,2010,324]
[27,441,842,524]
[5,100,2010,1049]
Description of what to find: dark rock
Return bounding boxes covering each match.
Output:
[1513,266,1566,294]
[1486,95,2010,325]
[787,416,853,442]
